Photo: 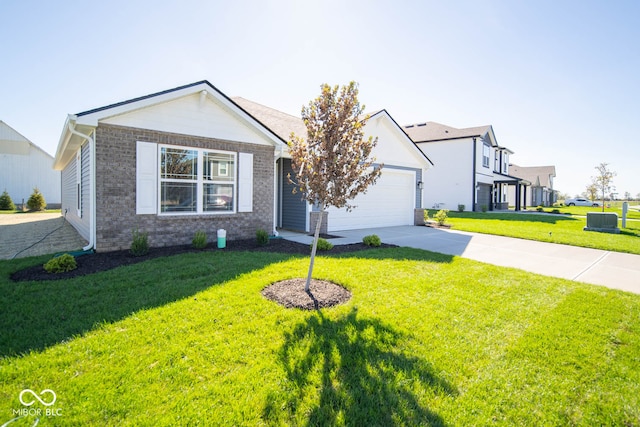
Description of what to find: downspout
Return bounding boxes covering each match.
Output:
[273,144,285,236]
[67,117,96,251]
[472,137,477,212]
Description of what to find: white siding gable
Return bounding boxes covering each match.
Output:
[102,93,276,146]
[365,115,425,169]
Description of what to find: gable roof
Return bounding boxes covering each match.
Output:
[232,97,307,142]
[0,120,53,158]
[234,99,433,166]
[54,81,286,169]
[404,121,493,143]
[509,164,556,188]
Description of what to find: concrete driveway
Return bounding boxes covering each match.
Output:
[0,213,88,260]
[279,225,640,295]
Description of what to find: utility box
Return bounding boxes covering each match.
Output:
[584,212,620,234]
[217,229,227,248]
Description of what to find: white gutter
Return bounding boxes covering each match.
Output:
[67,116,96,251]
[272,144,285,236]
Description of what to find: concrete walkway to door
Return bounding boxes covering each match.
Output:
[278,225,640,295]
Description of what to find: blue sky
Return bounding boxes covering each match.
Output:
[2,0,638,198]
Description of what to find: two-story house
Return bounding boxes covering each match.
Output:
[404,122,529,211]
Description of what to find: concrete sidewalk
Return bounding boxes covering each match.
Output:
[279,225,640,295]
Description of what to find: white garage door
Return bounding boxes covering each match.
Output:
[327,169,415,232]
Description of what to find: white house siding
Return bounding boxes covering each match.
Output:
[326,168,416,231]
[101,93,275,147]
[321,114,428,232]
[60,143,91,241]
[0,122,61,206]
[417,139,474,211]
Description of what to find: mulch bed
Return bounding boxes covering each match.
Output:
[262,278,352,310]
[10,238,395,283]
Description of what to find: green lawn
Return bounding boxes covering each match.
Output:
[542,204,640,219]
[429,210,640,255]
[1,249,639,425]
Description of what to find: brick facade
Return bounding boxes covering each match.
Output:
[94,124,274,251]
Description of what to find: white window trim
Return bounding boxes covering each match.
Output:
[482,143,491,168]
[158,144,237,216]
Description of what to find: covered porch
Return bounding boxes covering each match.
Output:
[493,178,530,211]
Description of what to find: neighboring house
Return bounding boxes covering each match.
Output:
[508,164,557,207]
[404,121,529,211]
[0,121,61,207]
[53,81,433,252]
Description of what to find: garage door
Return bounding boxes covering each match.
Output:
[326,169,415,232]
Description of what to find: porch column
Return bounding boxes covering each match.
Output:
[515,184,521,211]
[523,185,527,209]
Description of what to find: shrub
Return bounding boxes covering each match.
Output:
[43,254,77,273]
[457,204,465,212]
[312,238,334,251]
[192,230,207,249]
[130,228,149,256]
[423,209,430,223]
[536,206,544,212]
[26,187,46,211]
[434,209,449,226]
[363,234,381,247]
[256,229,269,246]
[0,190,15,211]
[551,209,561,214]
[481,205,488,213]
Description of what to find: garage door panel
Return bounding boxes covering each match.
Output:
[327,169,415,231]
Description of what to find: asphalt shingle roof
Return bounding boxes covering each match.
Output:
[403,121,491,142]
[509,164,556,188]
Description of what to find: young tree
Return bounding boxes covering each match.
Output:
[0,189,16,211]
[591,163,616,212]
[584,183,598,201]
[289,82,382,291]
[26,187,46,211]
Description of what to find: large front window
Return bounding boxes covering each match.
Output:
[160,146,235,214]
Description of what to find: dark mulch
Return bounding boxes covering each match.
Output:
[262,278,352,310]
[11,238,396,282]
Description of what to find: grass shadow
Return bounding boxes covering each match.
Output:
[330,246,456,263]
[0,251,294,358]
[264,307,456,426]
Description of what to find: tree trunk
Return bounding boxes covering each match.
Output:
[305,209,324,292]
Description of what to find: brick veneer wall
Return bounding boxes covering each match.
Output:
[94,124,274,252]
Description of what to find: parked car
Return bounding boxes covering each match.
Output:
[565,197,601,207]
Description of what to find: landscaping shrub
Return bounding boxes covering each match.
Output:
[481,205,488,213]
[457,204,465,212]
[423,209,430,223]
[256,229,269,246]
[0,190,15,211]
[43,254,77,273]
[130,229,149,256]
[536,206,544,212]
[434,209,449,226]
[26,187,46,211]
[312,238,334,251]
[362,234,382,247]
[551,209,561,214]
[192,230,207,249]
